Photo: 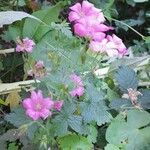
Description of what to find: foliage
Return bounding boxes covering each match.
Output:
[0,0,150,149]
[105,109,150,150]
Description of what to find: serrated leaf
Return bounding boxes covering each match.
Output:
[58,134,93,150]
[139,89,150,109]
[0,11,42,27]
[109,98,132,110]
[4,107,32,127]
[106,109,150,150]
[80,84,112,126]
[51,22,72,38]
[115,66,138,92]
[52,101,84,136]
[5,91,21,109]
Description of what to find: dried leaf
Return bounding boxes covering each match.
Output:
[5,91,21,109]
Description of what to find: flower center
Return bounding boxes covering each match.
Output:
[35,103,42,111]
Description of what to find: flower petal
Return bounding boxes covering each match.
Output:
[70,3,81,12]
[74,23,87,37]
[43,98,54,109]
[40,109,51,119]
[26,109,40,120]
[68,11,80,22]
[22,98,32,109]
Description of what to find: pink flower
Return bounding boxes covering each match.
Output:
[35,60,44,69]
[89,36,128,57]
[89,39,117,56]
[70,74,83,86]
[16,38,35,53]
[107,34,128,56]
[22,90,54,120]
[69,74,84,97]
[69,1,105,23]
[53,100,63,111]
[74,22,106,41]
[70,86,84,97]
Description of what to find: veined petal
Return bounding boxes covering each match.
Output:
[40,109,51,119]
[68,11,80,22]
[74,23,87,37]
[26,109,40,120]
[31,90,38,100]
[43,98,54,109]
[22,98,32,109]
[82,1,94,13]
[70,3,81,12]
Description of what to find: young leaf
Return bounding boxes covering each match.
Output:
[58,134,93,150]
[115,66,138,92]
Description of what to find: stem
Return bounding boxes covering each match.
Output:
[105,15,145,40]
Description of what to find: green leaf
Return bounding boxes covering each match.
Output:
[107,88,119,101]
[115,66,138,92]
[86,125,98,143]
[23,2,66,41]
[4,107,32,127]
[58,134,93,150]
[109,98,132,110]
[8,143,18,150]
[80,84,112,126]
[105,144,120,150]
[52,101,84,136]
[106,109,150,150]
[1,23,22,42]
[139,90,150,109]
[51,22,72,38]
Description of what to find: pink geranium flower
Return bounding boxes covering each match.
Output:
[70,74,83,86]
[107,34,128,56]
[68,1,105,23]
[74,22,106,41]
[22,90,54,120]
[70,86,85,97]
[16,38,35,53]
[89,39,118,56]
[69,74,84,97]
[53,100,64,111]
[90,36,128,57]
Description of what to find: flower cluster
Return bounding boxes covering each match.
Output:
[16,37,35,53]
[69,74,84,97]
[68,1,128,57]
[28,60,46,78]
[23,90,63,120]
